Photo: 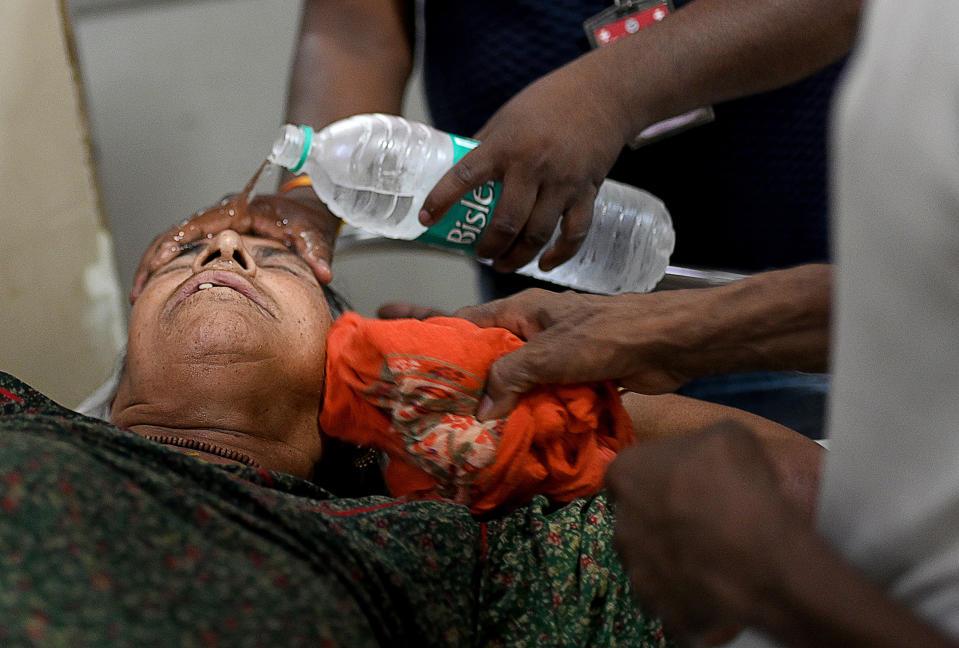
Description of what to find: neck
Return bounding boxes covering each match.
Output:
[111,361,324,479]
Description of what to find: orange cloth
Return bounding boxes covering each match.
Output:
[319,312,634,514]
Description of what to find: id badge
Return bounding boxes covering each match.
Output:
[584,0,715,148]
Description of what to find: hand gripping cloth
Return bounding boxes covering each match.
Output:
[319,312,634,513]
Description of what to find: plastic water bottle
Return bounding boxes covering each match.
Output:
[269,113,675,294]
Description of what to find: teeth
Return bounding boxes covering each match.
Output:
[198,283,214,290]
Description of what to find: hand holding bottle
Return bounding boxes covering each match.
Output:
[418,54,634,272]
[130,190,340,302]
[271,115,673,295]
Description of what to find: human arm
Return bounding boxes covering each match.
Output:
[457,263,831,420]
[605,419,959,648]
[285,0,412,136]
[419,0,863,271]
[275,0,416,265]
[281,0,414,198]
[131,1,413,297]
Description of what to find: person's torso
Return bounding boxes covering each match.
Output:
[421,0,844,272]
[820,0,959,638]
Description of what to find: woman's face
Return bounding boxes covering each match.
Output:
[123,229,333,401]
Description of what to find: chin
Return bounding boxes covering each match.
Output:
[170,309,275,363]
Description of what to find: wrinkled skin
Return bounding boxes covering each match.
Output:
[381,265,832,422]
[131,188,339,302]
[458,288,700,420]
[418,56,631,273]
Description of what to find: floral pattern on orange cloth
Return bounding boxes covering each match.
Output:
[320,313,634,514]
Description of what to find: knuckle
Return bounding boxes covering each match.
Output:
[490,217,522,238]
[559,225,589,247]
[453,304,478,319]
[490,354,534,390]
[523,227,553,248]
[528,152,552,174]
[451,159,481,185]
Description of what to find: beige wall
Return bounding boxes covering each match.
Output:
[0,0,124,407]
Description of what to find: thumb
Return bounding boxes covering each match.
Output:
[377,302,449,320]
[453,301,502,329]
[476,347,541,421]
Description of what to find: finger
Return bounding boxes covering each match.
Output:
[131,198,257,301]
[419,147,496,227]
[477,340,566,420]
[454,289,552,338]
[474,168,538,260]
[491,188,567,272]
[273,215,336,285]
[249,196,337,284]
[538,188,595,271]
[472,123,491,142]
[377,302,449,320]
[291,230,334,284]
[159,207,235,264]
[453,302,501,328]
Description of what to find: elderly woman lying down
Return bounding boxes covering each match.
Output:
[0,190,819,646]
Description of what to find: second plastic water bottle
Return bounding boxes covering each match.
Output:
[270,113,675,294]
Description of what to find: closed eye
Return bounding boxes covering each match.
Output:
[260,263,304,277]
[254,246,315,279]
[152,241,203,277]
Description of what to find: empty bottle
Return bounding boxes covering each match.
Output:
[269,113,675,294]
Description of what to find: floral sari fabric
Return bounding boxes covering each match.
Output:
[0,372,670,647]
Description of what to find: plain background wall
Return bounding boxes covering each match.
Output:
[68,0,481,318]
[0,0,125,407]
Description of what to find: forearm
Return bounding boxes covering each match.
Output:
[282,0,413,188]
[760,528,958,648]
[665,263,833,379]
[286,0,413,129]
[621,392,823,519]
[578,0,863,136]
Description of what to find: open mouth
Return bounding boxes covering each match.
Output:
[171,270,275,316]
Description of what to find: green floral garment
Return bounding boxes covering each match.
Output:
[0,372,672,647]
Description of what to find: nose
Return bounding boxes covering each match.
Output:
[191,229,257,277]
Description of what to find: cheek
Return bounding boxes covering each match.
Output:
[276,306,332,395]
[278,288,333,357]
[126,295,164,356]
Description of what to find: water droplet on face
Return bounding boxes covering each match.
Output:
[172,160,269,249]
